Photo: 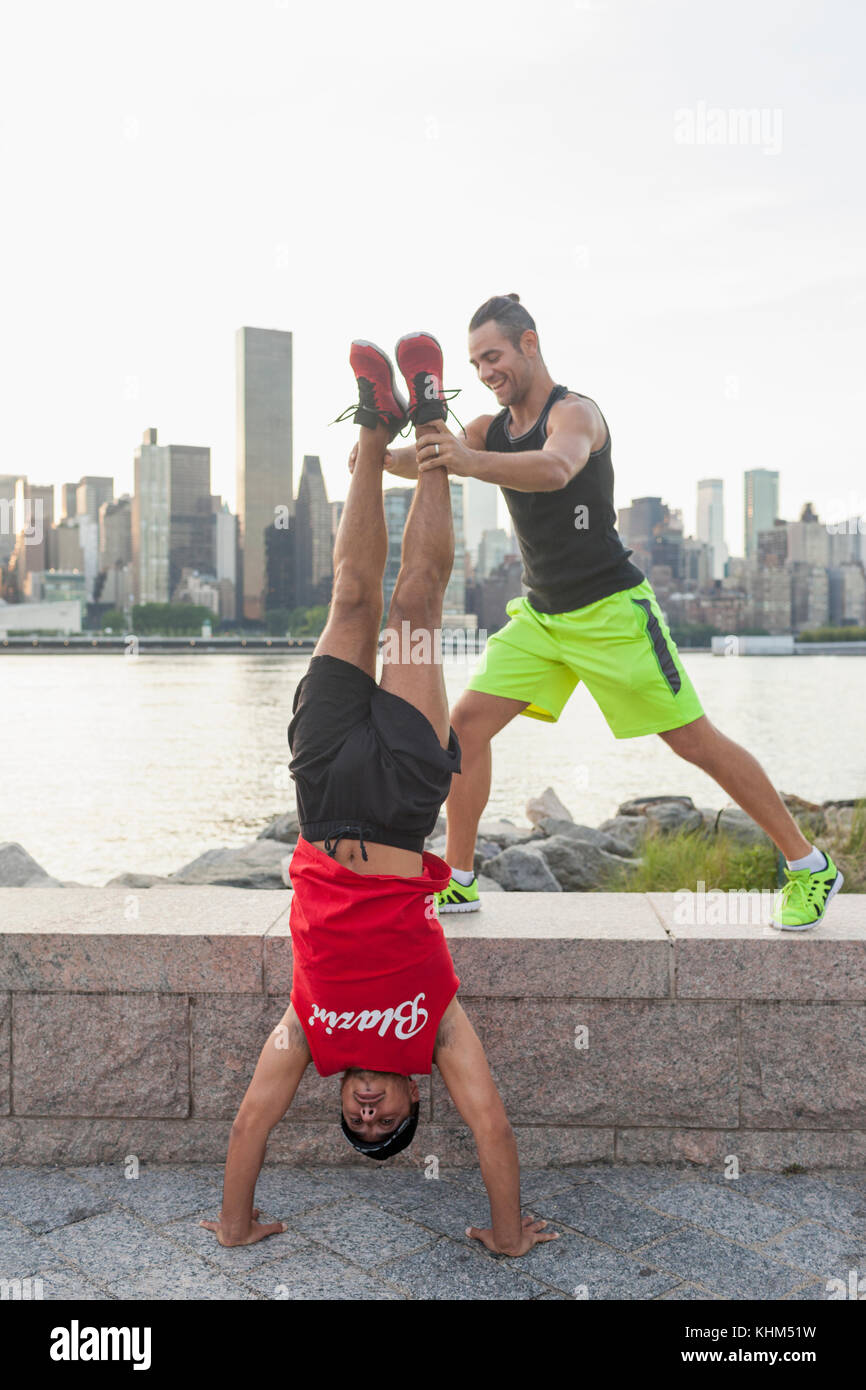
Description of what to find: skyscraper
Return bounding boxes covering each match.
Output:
[236,326,293,621]
[464,474,499,562]
[744,469,779,560]
[168,446,212,596]
[0,474,21,565]
[697,478,727,579]
[294,454,332,608]
[383,487,414,612]
[76,476,114,523]
[132,428,170,604]
[443,479,466,616]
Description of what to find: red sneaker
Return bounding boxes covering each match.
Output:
[332,340,409,442]
[395,331,449,425]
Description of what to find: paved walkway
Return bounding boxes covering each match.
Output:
[1,1162,865,1300]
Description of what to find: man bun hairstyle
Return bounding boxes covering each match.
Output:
[469,293,538,351]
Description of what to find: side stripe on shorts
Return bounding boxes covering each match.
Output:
[631,597,682,694]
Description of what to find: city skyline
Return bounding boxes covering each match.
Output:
[2,0,863,550]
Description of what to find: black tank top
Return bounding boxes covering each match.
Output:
[486,384,644,613]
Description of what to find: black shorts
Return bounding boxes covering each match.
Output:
[287,654,462,857]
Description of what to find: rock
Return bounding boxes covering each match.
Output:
[530,818,632,857]
[0,842,64,887]
[525,787,574,826]
[615,796,702,835]
[104,872,174,888]
[617,794,698,818]
[780,794,827,837]
[713,806,773,847]
[166,840,291,889]
[598,817,650,855]
[426,836,447,858]
[479,844,562,892]
[532,835,639,890]
[473,839,502,876]
[644,802,704,835]
[257,811,301,843]
[477,818,533,849]
[823,805,858,840]
[475,873,504,893]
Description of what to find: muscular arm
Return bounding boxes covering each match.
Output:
[433,997,524,1254]
[214,1003,311,1241]
[417,396,603,492]
[387,413,494,480]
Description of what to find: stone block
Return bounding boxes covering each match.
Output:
[13,993,189,1116]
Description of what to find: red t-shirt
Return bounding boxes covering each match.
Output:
[288,835,460,1078]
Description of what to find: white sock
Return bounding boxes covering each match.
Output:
[786,845,827,872]
[451,867,475,886]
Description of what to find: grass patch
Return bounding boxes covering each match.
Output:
[843,798,866,858]
[605,829,779,893]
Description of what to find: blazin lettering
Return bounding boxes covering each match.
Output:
[308,992,429,1039]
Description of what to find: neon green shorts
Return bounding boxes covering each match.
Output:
[465,579,705,738]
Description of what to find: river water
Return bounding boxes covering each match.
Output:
[1,652,863,885]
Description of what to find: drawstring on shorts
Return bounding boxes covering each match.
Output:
[322,824,369,862]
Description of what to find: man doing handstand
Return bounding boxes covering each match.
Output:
[201,333,557,1258]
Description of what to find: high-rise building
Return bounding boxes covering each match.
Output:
[477,527,510,578]
[9,481,54,585]
[744,469,779,559]
[464,474,499,562]
[132,428,170,604]
[76,476,114,523]
[60,483,78,520]
[787,502,830,568]
[236,326,293,621]
[383,487,414,612]
[444,479,466,616]
[748,569,792,633]
[52,518,85,572]
[168,446,212,595]
[697,479,727,579]
[0,475,22,565]
[265,516,296,615]
[99,497,133,570]
[618,496,667,573]
[97,497,133,610]
[294,455,333,608]
[757,519,788,569]
[790,562,830,630]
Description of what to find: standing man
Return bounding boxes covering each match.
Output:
[377,294,842,931]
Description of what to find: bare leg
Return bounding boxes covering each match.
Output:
[443,690,529,871]
[378,426,454,745]
[660,715,812,860]
[311,420,389,678]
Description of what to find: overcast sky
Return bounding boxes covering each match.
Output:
[1,0,863,553]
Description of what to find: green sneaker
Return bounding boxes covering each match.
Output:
[436,874,481,913]
[771,851,843,930]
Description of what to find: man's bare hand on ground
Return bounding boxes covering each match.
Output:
[466,1215,559,1257]
[199,1207,288,1247]
[416,419,477,477]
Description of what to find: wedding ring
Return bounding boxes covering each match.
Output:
[435,443,440,456]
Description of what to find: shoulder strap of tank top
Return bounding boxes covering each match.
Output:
[485,406,510,448]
